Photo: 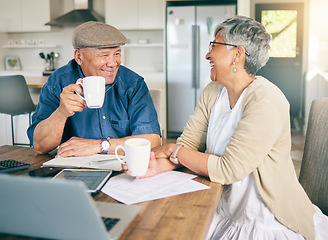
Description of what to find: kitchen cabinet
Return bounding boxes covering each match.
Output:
[123,43,163,48]
[0,0,50,32]
[105,0,165,29]
[2,45,59,49]
[0,0,20,32]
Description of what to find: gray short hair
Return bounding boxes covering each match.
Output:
[215,16,271,75]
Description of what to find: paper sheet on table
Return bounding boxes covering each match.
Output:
[101,171,210,205]
[42,154,123,171]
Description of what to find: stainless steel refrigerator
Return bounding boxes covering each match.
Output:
[166,4,236,138]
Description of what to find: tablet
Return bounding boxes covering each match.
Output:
[53,169,112,194]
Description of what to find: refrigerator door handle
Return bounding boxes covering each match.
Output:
[192,25,200,89]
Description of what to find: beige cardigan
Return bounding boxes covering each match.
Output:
[177,76,315,240]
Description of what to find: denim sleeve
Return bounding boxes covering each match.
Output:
[27,80,60,146]
[127,80,161,137]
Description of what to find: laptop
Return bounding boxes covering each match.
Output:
[0,174,141,240]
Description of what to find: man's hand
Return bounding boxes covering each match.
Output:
[56,137,101,158]
[58,81,86,118]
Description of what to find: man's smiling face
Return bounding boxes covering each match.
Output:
[74,47,122,85]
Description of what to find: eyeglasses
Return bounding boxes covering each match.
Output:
[209,41,250,56]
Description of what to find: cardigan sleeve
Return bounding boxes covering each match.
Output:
[207,78,290,184]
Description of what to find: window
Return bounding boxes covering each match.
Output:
[261,10,297,58]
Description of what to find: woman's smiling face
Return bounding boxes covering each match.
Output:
[74,47,122,85]
[206,31,234,84]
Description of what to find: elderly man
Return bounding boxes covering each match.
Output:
[27,21,161,157]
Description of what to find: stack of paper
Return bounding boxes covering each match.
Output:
[101,171,210,205]
[42,154,123,171]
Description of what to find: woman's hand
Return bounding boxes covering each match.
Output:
[122,152,158,179]
[152,143,176,160]
[123,144,179,179]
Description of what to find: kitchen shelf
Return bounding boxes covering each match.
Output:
[3,44,162,49]
[2,45,59,49]
[123,43,163,48]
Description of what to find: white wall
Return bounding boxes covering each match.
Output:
[307,0,328,72]
[304,0,328,133]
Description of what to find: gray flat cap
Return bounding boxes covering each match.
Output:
[72,21,127,49]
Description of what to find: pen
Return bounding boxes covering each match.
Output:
[89,158,117,165]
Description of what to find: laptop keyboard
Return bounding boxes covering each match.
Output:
[102,217,120,231]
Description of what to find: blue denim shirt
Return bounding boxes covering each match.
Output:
[27,59,161,146]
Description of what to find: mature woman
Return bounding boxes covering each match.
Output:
[125,16,328,239]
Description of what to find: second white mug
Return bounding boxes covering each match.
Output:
[115,138,151,177]
[77,76,105,108]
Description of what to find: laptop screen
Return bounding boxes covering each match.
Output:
[0,174,141,240]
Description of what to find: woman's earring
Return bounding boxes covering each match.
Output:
[232,61,236,73]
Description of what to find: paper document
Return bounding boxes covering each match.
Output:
[42,154,123,171]
[101,171,210,205]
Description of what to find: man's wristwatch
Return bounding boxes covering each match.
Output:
[100,139,111,154]
[169,144,183,164]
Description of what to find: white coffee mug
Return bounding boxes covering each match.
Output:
[115,138,151,177]
[77,76,105,108]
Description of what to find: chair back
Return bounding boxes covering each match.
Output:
[299,97,328,215]
[0,75,36,115]
[149,89,161,122]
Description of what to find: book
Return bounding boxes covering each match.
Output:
[42,154,123,171]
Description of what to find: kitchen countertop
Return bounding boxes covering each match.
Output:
[25,76,48,88]
[0,70,47,88]
[0,70,43,76]
[0,70,165,89]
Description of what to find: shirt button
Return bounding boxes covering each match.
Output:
[102,116,106,120]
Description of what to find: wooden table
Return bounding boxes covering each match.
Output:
[25,76,48,89]
[0,145,223,240]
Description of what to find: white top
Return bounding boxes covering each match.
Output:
[205,87,328,239]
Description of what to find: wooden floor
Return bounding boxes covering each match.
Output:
[162,131,305,178]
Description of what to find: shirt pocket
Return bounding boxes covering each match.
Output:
[109,119,131,138]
